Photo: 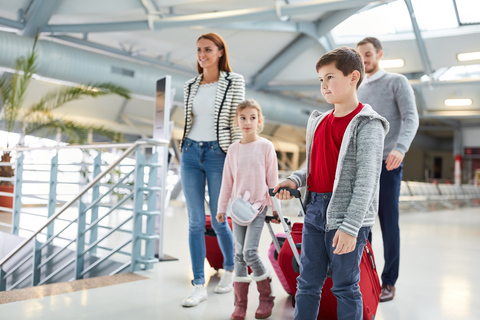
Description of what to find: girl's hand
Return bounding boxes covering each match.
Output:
[216,212,225,223]
[272,211,280,224]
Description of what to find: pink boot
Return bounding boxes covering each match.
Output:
[253,271,275,319]
[231,277,251,320]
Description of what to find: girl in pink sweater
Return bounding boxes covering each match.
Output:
[217,99,279,320]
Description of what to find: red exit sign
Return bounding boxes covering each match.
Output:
[465,148,480,155]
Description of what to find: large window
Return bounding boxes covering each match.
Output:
[331,0,478,41]
[438,64,480,81]
[454,0,480,25]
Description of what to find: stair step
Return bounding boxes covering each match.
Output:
[1,231,129,291]
[0,272,148,304]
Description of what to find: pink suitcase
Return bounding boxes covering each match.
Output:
[265,216,292,294]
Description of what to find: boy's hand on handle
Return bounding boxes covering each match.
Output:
[216,212,225,223]
[332,230,357,255]
[271,211,280,224]
[273,180,297,200]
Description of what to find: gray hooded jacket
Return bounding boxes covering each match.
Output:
[288,104,389,237]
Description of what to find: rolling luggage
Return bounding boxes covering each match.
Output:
[269,188,381,320]
[265,216,292,294]
[205,215,232,270]
[204,215,252,273]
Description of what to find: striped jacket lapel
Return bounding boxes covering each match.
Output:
[185,74,202,121]
[214,71,231,125]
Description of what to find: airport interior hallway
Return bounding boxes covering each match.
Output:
[0,200,479,320]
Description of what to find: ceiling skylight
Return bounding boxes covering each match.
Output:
[438,64,480,81]
[331,1,411,38]
[411,0,458,31]
[332,0,461,41]
[454,0,480,25]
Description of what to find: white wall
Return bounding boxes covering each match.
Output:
[463,128,480,147]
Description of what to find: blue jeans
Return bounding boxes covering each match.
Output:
[180,138,234,285]
[294,192,370,320]
[371,161,402,286]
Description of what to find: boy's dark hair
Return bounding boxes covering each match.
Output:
[315,47,365,89]
[357,37,383,52]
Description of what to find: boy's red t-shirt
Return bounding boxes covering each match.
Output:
[307,103,364,193]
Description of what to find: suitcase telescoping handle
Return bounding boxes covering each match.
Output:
[269,188,304,215]
[268,188,303,266]
[268,187,301,198]
[265,216,291,254]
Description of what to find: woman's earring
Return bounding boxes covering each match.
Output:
[219,55,222,57]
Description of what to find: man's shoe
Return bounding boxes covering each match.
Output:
[182,285,207,307]
[380,284,395,302]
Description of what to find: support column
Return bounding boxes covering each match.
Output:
[89,152,102,256]
[12,154,24,235]
[47,154,58,240]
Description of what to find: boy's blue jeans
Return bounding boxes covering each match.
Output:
[294,192,370,320]
[180,138,235,285]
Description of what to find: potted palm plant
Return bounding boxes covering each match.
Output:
[0,36,131,208]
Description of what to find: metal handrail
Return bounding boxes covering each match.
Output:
[0,142,146,152]
[0,138,168,268]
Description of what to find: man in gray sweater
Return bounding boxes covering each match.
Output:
[357,37,419,302]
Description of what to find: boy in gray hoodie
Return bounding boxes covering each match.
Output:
[274,47,389,320]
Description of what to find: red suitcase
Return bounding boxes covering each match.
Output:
[270,188,381,320]
[205,215,252,274]
[205,215,232,270]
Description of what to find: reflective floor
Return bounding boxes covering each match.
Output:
[1,200,480,320]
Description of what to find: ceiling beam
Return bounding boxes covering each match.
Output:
[266,84,319,92]
[210,21,306,33]
[40,0,375,33]
[42,21,149,33]
[22,0,62,37]
[403,0,433,75]
[411,79,480,88]
[249,6,367,90]
[420,112,480,119]
[147,0,375,30]
[266,77,480,92]
[250,34,317,90]
[140,0,160,15]
[49,35,196,76]
[315,7,364,37]
[0,16,24,29]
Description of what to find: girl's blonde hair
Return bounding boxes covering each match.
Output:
[235,99,264,133]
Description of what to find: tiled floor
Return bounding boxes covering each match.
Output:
[1,200,480,320]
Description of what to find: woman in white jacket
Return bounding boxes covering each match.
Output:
[180,33,245,307]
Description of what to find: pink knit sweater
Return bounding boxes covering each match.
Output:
[217,137,278,214]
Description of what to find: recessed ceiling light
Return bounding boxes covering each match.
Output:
[444,98,472,107]
[379,59,404,69]
[457,52,480,62]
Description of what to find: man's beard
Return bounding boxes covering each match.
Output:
[365,62,378,74]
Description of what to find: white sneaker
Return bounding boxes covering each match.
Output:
[215,271,233,293]
[182,285,207,307]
